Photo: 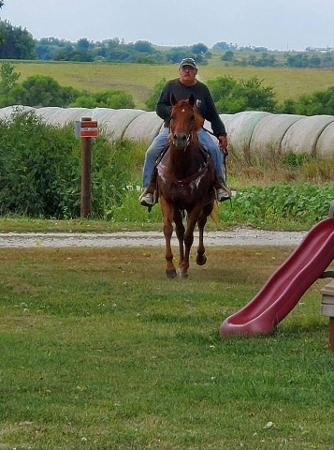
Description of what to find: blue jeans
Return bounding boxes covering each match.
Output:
[142,127,226,188]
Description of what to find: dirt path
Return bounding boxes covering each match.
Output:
[0,228,306,248]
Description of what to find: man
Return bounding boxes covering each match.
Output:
[140,57,230,207]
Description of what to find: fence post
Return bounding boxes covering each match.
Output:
[79,117,98,218]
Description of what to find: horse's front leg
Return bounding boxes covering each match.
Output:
[160,196,177,278]
[174,209,185,267]
[196,208,211,266]
[179,207,201,277]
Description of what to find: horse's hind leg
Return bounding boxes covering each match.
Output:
[174,209,185,266]
[179,208,200,277]
[160,197,177,278]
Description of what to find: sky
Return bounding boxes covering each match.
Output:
[1,0,334,51]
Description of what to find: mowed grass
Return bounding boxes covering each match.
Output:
[1,246,334,449]
[10,60,334,108]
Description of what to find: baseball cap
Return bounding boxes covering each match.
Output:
[179,57,198,69]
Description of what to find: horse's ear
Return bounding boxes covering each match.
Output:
[170,94,177,106]
[188,94,195,106]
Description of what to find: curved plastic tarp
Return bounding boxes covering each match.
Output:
[227,111,271,158]
[1,107,334,158]
[250,114,303,157]
[103,109,144,140]
[0,105,33,120]
[220,217,334,337]
[281,115,334,155]
[315,121,334,159]
[123,111,163,142]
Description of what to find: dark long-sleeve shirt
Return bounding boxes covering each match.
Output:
[156,79,226,137]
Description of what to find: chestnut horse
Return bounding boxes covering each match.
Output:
[157,94,216,278]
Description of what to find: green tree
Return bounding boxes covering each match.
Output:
[15,75,79,107]
[279,87,334,115]
[0,20,35,59]
[134,40,155,53]
[222,50,234,62]
[72,89,135,109]
[208,75,277,113]
[0,61,20,106]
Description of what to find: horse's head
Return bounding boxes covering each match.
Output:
[169,94,204,149]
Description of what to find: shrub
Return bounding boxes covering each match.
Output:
[71,89,135,109]
[219,183,334,227]
[0,111,80,217]
[279,86,334,115]
[15,75,79,107]
[0,111,143,219]
[207,75,277,113]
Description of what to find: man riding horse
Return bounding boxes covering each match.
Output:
[140,57,231,207]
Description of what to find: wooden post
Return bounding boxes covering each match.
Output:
[320,280,334,351]
[80,117,98,218]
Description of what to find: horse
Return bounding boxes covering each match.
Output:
[156,94,216,278]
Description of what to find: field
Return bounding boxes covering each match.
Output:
[10,60,334,109]
[1,246,334,449]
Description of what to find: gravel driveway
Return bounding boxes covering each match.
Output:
[0,228,306,248]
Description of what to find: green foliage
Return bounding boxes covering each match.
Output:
[287,52,334,68]
[208,75,277,113]
[0,63,136,109]
[222,50,234,62]
[220,183,334,227]
[245,52,277,67]
[0,61,20,106]
[0,19,35,59]
[0,112,142,219]
[0,112,80,218]
[144,77,166,111]
[165,44,210,64]
[71,89,135,109]
[15,75,79,107]
[279,86,334,115]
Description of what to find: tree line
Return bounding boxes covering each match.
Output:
[1,17,334,68]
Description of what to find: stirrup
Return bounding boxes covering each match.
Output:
[216,187,231,202]
[139,192,154,207]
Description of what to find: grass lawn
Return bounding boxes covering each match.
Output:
[0,246,334,449]
[10,60,334,109]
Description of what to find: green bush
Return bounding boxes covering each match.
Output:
[0,111,143,219]
[0,111,80,217]
[71,89,135,109]
[207,75,277,113]
[15,75,80,107]
[278,86,334,115]
[219,183,334,227]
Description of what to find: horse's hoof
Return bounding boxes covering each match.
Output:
[166,269,177,279]
[196,254,207,265]
[179,271,188,279]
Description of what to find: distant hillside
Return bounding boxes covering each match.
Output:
[9,60,334,109]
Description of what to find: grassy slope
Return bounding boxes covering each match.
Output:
[11,60,334,109]
[1,247,334,449]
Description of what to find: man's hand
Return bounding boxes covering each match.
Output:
[218,135,228,154]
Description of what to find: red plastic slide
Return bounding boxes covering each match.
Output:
[220,217,334,337]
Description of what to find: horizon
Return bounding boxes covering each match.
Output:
[1,0,334,53]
